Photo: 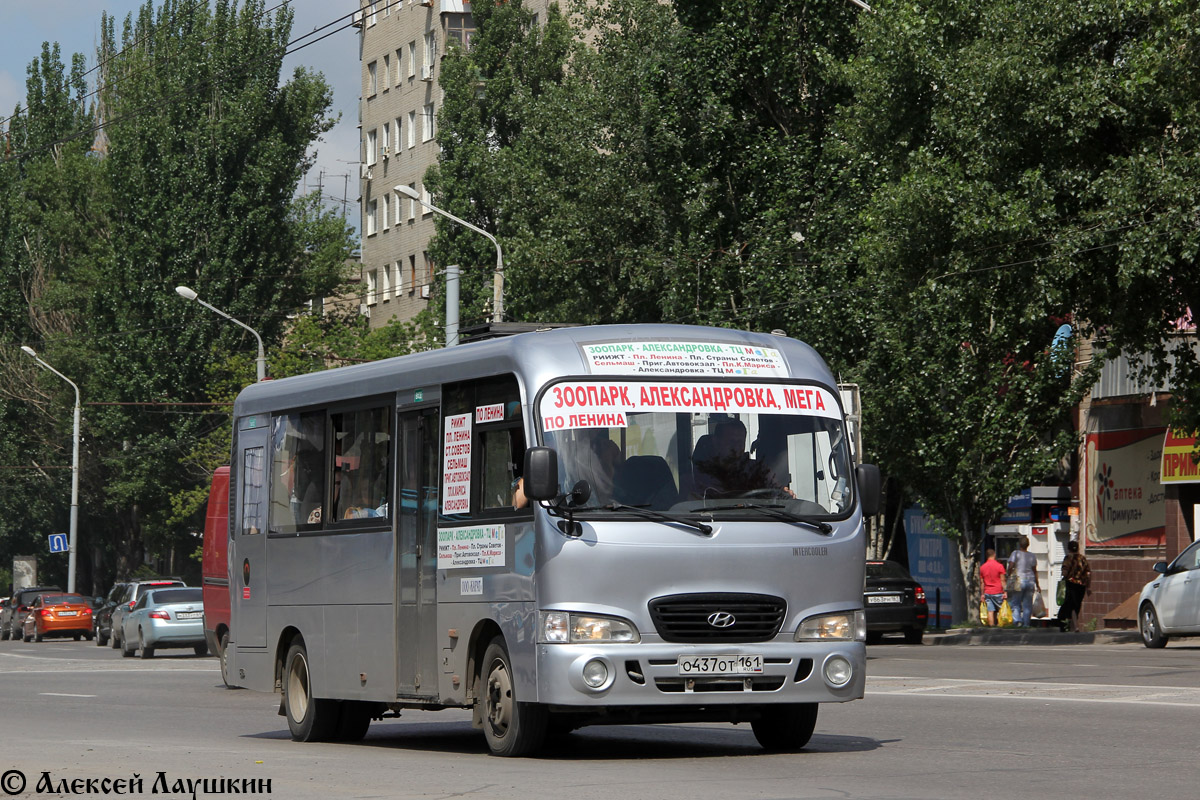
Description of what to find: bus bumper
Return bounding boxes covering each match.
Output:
[534,640,865,708]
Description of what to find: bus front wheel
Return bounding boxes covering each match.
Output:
[751,703,818,752]
[283,641,338,742]
[480,637,548,757]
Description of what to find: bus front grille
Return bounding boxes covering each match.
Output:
[648,593,786,643]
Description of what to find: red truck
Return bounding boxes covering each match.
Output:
[201,466,232,687]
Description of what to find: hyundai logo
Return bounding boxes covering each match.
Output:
[707,611,736,628]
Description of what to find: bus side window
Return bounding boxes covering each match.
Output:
[442,375,525,517]
[242,447,265,535]
[270,412,326,532]
[331,406,392,521]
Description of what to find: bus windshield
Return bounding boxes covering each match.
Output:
[539,380,853,516]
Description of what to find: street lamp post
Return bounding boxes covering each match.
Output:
[394,185,505,323]
[21,346,81,594]
[175,286,267,381]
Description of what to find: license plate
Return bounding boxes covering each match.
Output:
[174,612,202,620]
[867,595,902,604]
[57,610,78,616]
[677,654,763,676]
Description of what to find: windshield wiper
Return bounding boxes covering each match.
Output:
[703,502,833,534]
[579,502,713,536]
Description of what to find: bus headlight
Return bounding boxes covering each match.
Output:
[795,610,866,641]
[540,611,640,644]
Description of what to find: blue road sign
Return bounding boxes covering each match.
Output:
[48,533,69,553]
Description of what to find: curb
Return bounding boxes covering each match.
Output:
[923,629,1142,646]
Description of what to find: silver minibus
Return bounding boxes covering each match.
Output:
[224,324,879,756]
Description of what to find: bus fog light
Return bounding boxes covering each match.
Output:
[823,655,853,687]
[582,659,609,688]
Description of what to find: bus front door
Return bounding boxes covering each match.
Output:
[397,408,439,697]
[233,422,269,650]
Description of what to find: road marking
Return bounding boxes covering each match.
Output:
[39,692,96,697]
[868,675,1200,707]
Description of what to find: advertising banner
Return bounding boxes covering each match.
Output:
[1160,429,1200,484]
[442,413,472,515]
[903,507,958,627]
[1085,429,1166,547]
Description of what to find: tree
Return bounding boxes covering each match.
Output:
[0,0,353,589]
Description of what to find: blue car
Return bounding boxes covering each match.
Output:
[120,587,208,659]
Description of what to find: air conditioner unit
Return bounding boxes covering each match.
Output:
[381,144,390,157]
[360,164,373,180]
[359,303,371,318]
[352,10,364,27]
[420,284,431,299]
[421,65,433,82]
[419,0,434,7]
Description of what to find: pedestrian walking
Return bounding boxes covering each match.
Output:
[1007,537,1040,626]
[979,549,1007,626]
[1056,540,1091,632]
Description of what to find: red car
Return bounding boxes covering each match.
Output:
[22,594,94,642]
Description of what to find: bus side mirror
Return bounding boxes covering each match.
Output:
[523,447,560,502]
[856,464,881,517]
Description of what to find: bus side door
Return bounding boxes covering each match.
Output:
[397,407,439,697]
[233,422,269,650]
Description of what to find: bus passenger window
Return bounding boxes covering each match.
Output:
[270,412,325,532]
[242,447,265,535]
[331,406,391,521]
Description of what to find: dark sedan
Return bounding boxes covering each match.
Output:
[864,560,927,644]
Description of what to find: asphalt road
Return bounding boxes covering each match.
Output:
[1,636,1197,800]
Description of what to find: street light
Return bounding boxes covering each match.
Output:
[175,286,266,381]
[394,184,505,323]
[21,346,81,594]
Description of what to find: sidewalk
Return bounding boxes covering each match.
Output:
[922,626,1142,646]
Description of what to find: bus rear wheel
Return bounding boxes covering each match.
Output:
[219,631,233,688]
[283,641,338,742]
[480,637,547,757]
[751,703,818,752]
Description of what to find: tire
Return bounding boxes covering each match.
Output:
[1140,603,1168,649]
[111,629,121,649]
[219,631,232,688]
[480,636,548,757]
[73,633,81,642]
[903,627,925,645]
[193,642,208,657]
[0,624,9,641]
[23,629,32,643]
[96,626,108,647]
[751,703,819,752]
[121,632,134,658]
[283,640,339,742]
[334,701,375,742]
[34,632,44,643]
[138,630,154,659]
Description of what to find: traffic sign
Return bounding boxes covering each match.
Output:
[48,533,69,554]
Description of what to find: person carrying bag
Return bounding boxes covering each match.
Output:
[1056,540,1091,632]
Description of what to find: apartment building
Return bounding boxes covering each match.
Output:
[355,0,550,329]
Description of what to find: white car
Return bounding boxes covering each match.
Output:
[120,587,208,659]
[1138,538,1200,648]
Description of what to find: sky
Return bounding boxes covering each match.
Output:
[0,0,362,229]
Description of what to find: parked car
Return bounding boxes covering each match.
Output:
[1138,538,1200,648]
[120,587,207,659]
[1,586,63,640]
[864,560,928,644]
[92,581,131,647]
[106,578,187,651]
[21,593,94,642]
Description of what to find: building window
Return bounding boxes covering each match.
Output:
[381,194,389,230]
[407,111,416,148]
[422,31,436,80]
[420,184,432,215]
[422,103,435,142]
[368,2,377,27]
[366,128,378,166]
[366,199,378,236]
[422,251,434,298]
[409,255,417,294]
[395,48,404,85]
[446,14,475,50]
[382,55,390,91]
[381,261,392,296]
[407,182,417,220]
[366,269,378,305]
[394,261,404,296]
[394,117,403,152]
[407,41,417,79]
[368,61,378,97]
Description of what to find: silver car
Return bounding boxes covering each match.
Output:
[1138,538,1200,648]
[120,588,208,659]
